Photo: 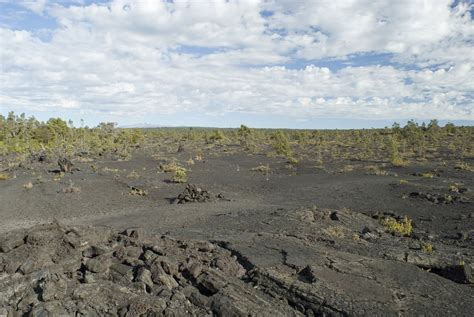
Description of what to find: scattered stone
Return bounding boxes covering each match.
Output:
[299,265,318,283]
[1,221,472,316]
[431,264,473,284]
[151,264,179,289]
[135,266,153,288]
[29,150,48,163]
[409,191,468,204]
[129,187,148,196]
[196,271,227,295]
[329,211,340,221]
[58,157,75,173]
[121,228,145,239]
[0,232,25,252]
[82,245,109,258]
[175,184,212,204]
[185,262,203,279]
[85,256,110,273]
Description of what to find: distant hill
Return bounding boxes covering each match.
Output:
[118,123,165,128]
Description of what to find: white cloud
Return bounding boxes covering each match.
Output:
[18,0,47,15]
[0,0,473,124]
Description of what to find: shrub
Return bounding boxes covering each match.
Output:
[287,156,299,165]
[379,216,412,236]
[323,225,346,238]
[421,243,434,254]
[272,130,292,157]
[62,180,81,193]
[387,136,407,167]
[251,164,270,174]
[208,130,226,143]
[159,161,180,173]
[0,172,10,180]
[23,182,33,189]
[172,167,187,183]
[454,162,472,171]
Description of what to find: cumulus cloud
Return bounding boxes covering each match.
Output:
[19,0,48,15]
[0,0,473,125]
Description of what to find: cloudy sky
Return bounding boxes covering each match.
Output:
[0,0,473,128]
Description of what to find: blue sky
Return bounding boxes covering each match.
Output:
[0,0,473,128]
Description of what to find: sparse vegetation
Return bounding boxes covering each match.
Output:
[0,112,144,159]
[159,161,180,173]
[454,162,473,171]
[323,225,346,238]
[172,167,188,183]
[23,182,33,189]
[1,113,471,167]
[421,243,434,254]
[251,164,270,174]
[62,180,81,193]
[421,172,434,179]
[379,216,413,236]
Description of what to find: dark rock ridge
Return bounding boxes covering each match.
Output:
[409,191,469,204]
[0,224,295,316]
[1,212,473,316]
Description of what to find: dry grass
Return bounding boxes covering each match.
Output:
[454,162,473,172]
[23,182,33,189]
[339,164,355,173]
[126,170,140,179]
[421,243,434,254]
[102,167,119,173]
[159,161,180,173]
[323,225,346,238]
[251,164,270,174]
[391,157,409,167]
[62,180,81,193]
[0,172,10,180]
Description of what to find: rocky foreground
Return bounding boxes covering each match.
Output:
[0,207,473,316]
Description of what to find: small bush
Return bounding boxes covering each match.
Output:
[379,216,413,236]
[208,130,226,143]
[126,170,140,179]
[323,225,346,238]
[287,156,299,165]
[23,182,33,189]
[62,180,81,193]
[159,162,180,173]
[449,185,459,193]
[391,157,408,167]
[421,243,434,254]
[454,162,472,171]
[272,130,292,157]
[0,172,10,180]
[251,164,270,174]
[172,167,187,183]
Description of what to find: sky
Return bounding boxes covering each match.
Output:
[0,0,473,128]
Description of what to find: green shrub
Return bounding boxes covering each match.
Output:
[273,130,292,157]
[380,216,412,236]
[172,167,188,183]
